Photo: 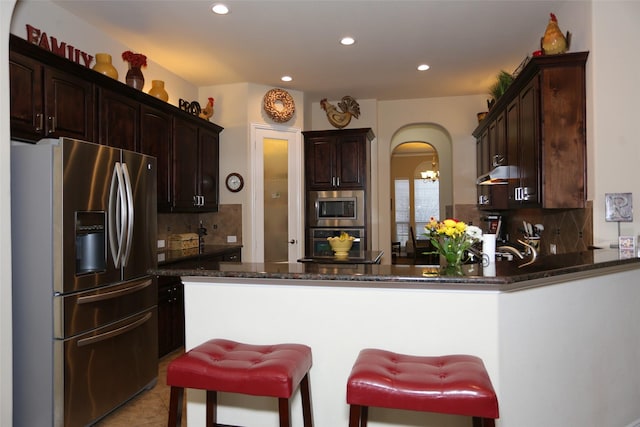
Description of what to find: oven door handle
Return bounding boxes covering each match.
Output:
[77,279,153,305]
[76,312,153,347]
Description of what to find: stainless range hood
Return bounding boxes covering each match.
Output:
[476,165,518,185]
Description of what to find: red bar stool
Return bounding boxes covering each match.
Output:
[347,349,499,427]
[167,338,313,427]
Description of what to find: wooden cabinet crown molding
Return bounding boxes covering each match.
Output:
[9,34,223,134]
[473,51,589,138]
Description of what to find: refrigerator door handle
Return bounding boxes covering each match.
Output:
[77,279,153,305]
[121,163,135,267]
[108,162,126,267]
[76,312,153,347]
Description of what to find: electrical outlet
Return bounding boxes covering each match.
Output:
[550,243,557,254]
[157,239,165,249]
[227,235,237,243]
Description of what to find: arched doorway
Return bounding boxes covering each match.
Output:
[389,124,453,259]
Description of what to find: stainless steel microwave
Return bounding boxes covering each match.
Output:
[307,190,365,227]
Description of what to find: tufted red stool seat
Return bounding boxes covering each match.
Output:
[167,338,313,427]
[347,349,499,427]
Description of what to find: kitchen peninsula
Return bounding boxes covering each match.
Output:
[153,251,640,427]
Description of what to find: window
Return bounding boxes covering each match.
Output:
[394,179,410,244]
[414,179,439,232]
[394,178,439,245]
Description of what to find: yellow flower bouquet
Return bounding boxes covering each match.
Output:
[423,218,483,268]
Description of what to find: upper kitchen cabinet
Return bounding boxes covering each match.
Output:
[474,51,588,210]
[9,35,224,213]
[171,117,221,212]
[10,49,94,142]
[303,128,374,191]
[140,106,172,211]
[97,88,139,152]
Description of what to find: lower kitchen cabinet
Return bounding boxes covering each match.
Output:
[157,276,184,358]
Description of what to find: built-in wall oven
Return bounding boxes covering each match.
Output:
[306,190,367,257]
[308,228,365,258]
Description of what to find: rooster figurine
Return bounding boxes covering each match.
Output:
[199,97,215,121]
[541,13,571,55]
[320,96,361,129]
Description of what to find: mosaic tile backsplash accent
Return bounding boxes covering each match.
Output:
[455,201,593,256]
[157,204,243,247]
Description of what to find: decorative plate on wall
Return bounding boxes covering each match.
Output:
[263,88,295,123]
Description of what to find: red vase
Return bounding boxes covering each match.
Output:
[126,66,145,90]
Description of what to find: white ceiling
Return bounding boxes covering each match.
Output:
[52,0,582,102]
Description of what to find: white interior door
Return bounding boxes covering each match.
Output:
[250,124,303,263]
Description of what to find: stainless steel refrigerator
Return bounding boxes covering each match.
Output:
[11,138,158,427]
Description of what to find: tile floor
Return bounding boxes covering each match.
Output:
[95,348,185,427]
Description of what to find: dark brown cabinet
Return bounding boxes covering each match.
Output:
[10,50,94,142]
[474,51,588,210]
[172,118,221,212]
[477,112,508,210]
[303,128,374,190]
[140,106,173,211]
[9,34,223,213]
[157,276,184,358]
[97,88,139,151]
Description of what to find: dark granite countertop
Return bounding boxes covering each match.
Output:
[297,250,383,264]
[156,244,242,266]
[150,249,640,291]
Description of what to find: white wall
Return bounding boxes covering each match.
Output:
[590,1,640,246]
[1,3,16,425]
[499,268,640,426]
[197,82,305,261]
[374,94,487,256]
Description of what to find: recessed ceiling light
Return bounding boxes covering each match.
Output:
[340,37,356,46]
[211,3,229,14]
[417,64,430,71]
[281,75,293,82]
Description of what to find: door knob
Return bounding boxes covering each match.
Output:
[288,239,297,244]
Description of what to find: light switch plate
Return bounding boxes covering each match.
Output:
[227,235,237,243]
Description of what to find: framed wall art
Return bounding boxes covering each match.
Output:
[605,192,633,222]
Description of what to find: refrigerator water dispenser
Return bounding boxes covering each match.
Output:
[75,211,106,274]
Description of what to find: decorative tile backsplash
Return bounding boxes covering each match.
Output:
[455,201,593,255]
[157,204,243,246]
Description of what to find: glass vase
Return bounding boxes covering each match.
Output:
[92,53,118,80]
[148,80,169,101]
[126,65,145,90]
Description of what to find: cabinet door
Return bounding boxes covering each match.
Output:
[9,51,43,141]
[141,106,173,211]
[198,127,220,211]
[490,111,507,168]
[157,277,184,358]
[305,138,336,189]
[506,98,520,206]
[172,118,200,211]
[477,129,491,207]
[539,65,586,208]
[43,66,94,141]
[518,78,540,206]
[336,136,366,189]
[97,88,139,151]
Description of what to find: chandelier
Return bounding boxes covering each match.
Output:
[420,160,439,182]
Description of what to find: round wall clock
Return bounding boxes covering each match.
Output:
[225,173,244,192]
